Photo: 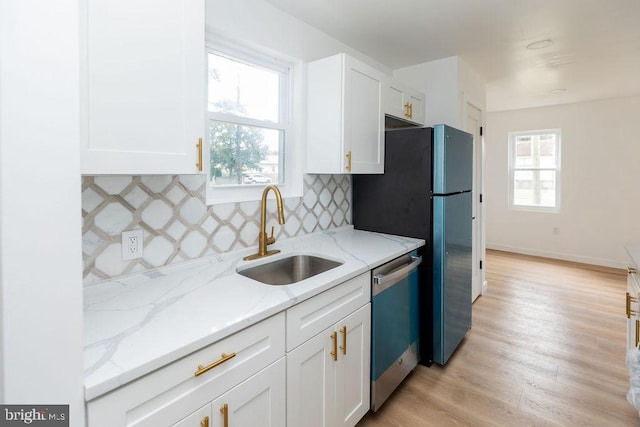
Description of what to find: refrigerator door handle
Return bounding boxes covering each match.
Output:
[373,256,422,288]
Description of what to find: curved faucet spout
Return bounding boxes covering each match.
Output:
[243,185,286,261]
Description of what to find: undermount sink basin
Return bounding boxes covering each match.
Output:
[237,254,343,285]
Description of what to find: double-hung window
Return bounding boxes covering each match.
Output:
[508,129,561,212]
[205,39,300,204]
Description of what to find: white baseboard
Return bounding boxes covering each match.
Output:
[485,243,627,269]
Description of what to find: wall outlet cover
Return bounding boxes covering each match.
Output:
[122,229,144,261]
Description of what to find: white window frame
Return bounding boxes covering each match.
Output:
[204,35,303,205]
[508,129,561,213]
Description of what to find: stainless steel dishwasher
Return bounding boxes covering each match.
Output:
[370,250,422,411]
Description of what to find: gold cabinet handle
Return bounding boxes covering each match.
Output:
[408,102,413,119]
[404,102,411,118]
[629,266,637,275]
[339,326,347,355]
[627,292,639,319]
[345,151,352,172]
[330,331,338,362]
[196,137,203,171]
[220,404,228,427]
[636,320,639,348]
[201,416,209,427]
[194,352,236,377]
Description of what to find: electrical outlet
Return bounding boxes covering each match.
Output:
[122,229,144,261]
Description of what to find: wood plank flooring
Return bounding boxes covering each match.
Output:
[357,250,640,426]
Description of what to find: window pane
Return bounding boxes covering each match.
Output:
[209,120,282,186]
[539,170,556,207]
[515,138,532,167]
[537,134,556,168]
[208,53,280,122]
[513,170,556,208]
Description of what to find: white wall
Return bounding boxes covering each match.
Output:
[458,57,487,125]
[205,0,391,73]
[0,0,84,422]
[486,96,640,268]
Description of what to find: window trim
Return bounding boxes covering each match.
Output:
[508,128,561,213]
[204,35,303,205]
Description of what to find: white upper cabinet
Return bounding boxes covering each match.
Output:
[386,79,425,126]
[306,53,385,174]
[80,0,205,175]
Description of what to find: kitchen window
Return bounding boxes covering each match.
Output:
[508,129,561,212]
[205,37,302,204]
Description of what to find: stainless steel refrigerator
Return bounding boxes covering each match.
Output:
[353,124,473,365]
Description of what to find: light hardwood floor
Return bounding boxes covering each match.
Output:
[358,249,640,426]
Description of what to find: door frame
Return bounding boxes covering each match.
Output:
[463,99,486,302]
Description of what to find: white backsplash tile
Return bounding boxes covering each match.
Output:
[94,176,132,195]
[93,203,133,235]
[82,174,351,285]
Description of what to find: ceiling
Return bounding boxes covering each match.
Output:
[265,0,640,111]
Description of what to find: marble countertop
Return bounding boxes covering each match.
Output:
[626,243,640,269]
[83,226,424,401]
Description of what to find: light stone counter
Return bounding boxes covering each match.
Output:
[84,226,424,400]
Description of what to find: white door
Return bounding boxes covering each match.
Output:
[343,56,385,174]
[334,304,371,427]
[286,328,335,427]
[465,103,484,302]
[171,404,211,427]
[211,358,286,427]
[81,0,205,175]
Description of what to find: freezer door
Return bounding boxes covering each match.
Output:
[432,192,472,364]
[352,127,432,241]
[433,124,473,194]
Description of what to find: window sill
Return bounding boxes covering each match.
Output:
[510,204,560,214]
[205,179,303,205]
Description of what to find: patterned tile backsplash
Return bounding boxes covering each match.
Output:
[82,174,352,285]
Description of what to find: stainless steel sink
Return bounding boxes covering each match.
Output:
[237,254,343,285]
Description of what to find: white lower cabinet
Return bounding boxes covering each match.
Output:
[286,272,371,427]
[335,306,371,427]
[210,358,285,427]
[286,324,334,427]
[86,313,285,427]
[86,273,373,427]
[171,404,210,427]
[287,304,371,427]
[173,358,286,427]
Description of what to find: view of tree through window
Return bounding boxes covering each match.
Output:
[509,129,561,211]
[207,52,286,186]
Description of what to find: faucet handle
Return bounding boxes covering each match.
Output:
[266,226,276,246]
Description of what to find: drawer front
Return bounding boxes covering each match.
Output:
[87,313,285,427]
[286,273,370,351]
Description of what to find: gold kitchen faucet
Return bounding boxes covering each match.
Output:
[243,185,286,261]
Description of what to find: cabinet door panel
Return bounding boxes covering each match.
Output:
[287,328,335,427]
[406,91,424,125]
[211,358,285,427]
[335,304,371,427]
[386,82,406,119]
[172,404,210,427]
[344,58,384,173]
[81,0,204,174]
[306,53,384,174]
